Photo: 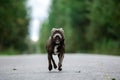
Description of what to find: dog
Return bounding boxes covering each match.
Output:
[46,28,65,71]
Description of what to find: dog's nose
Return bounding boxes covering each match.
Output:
[56,35,60,38]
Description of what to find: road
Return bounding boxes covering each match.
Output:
[0,54,120,80]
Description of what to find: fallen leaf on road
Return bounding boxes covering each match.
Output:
[13,68,17,70]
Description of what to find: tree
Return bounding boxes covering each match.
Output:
[39,0,90,53]
[86,0,120,54]
[0,0,29,53]
[40,0,120,55]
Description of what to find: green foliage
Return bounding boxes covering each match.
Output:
[0,0,29,54]
[86,0,120,55]
[94,39,120,55]
[40,0,90,53]
[0,47,19,55]
[39,0,120,55]
[39,20,51,53]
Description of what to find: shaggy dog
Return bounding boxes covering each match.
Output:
[46,28,65,71]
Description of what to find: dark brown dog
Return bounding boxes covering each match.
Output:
[46,28,65,71]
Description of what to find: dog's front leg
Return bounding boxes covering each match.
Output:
[48,54,52,71]
[58,53,64,71]
[51,55,57,69]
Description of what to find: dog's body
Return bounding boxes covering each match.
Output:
[46,28,65,71]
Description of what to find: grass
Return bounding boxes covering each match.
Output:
[94,39,120,55]
[0,48,19,55]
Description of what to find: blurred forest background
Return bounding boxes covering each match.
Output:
[0,0,120,55]
[39,0,120,55]
[0,0,29,55]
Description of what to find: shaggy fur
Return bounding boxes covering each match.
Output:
[46,28,65,71]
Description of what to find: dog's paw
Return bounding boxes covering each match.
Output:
[58,67,62,71]
[48,65,52,71]
[54,64,57,69]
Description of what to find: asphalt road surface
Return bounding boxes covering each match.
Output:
[0,54,120,80]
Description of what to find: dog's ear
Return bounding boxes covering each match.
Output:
[51,28,56,35]
[59,28,64,34]
[51,28,56,32]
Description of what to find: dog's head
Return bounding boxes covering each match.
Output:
[51,28,64,44]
